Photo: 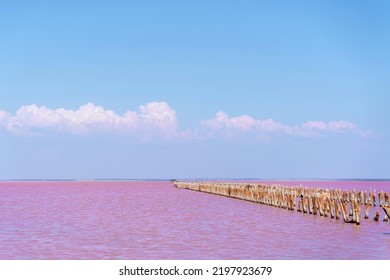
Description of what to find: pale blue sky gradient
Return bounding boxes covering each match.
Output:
[1,1,389,179]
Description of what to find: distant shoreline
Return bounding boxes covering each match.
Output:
[1,178,390,182]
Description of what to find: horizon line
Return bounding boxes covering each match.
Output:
[1,178,390,182]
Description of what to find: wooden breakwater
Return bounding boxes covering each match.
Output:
[173,181,390,225]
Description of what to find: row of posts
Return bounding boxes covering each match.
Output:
[173,181,390,225]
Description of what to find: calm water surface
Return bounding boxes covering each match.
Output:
[0,180,390,259]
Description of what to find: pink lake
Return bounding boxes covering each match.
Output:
[0,180,390,259]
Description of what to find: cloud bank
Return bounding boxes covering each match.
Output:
[0,103,369,140]
[203,111,369,139]
[0,102,178,138]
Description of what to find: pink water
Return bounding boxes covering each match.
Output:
[1,180,390,260]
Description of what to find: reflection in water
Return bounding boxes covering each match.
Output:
[0,180,389,259]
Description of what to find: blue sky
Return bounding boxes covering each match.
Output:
[1,0,389,179]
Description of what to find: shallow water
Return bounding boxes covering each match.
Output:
[0,180,389,259]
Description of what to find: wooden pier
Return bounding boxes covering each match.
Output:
[173,181,390,225]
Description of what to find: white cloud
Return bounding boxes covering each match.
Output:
[303,120,363,135]
[0,102,178,139]
[138,102,178,138]
[0,110,10,126]
[0,104,370,140]
[203,111,292,135]
[202,111,369,138]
